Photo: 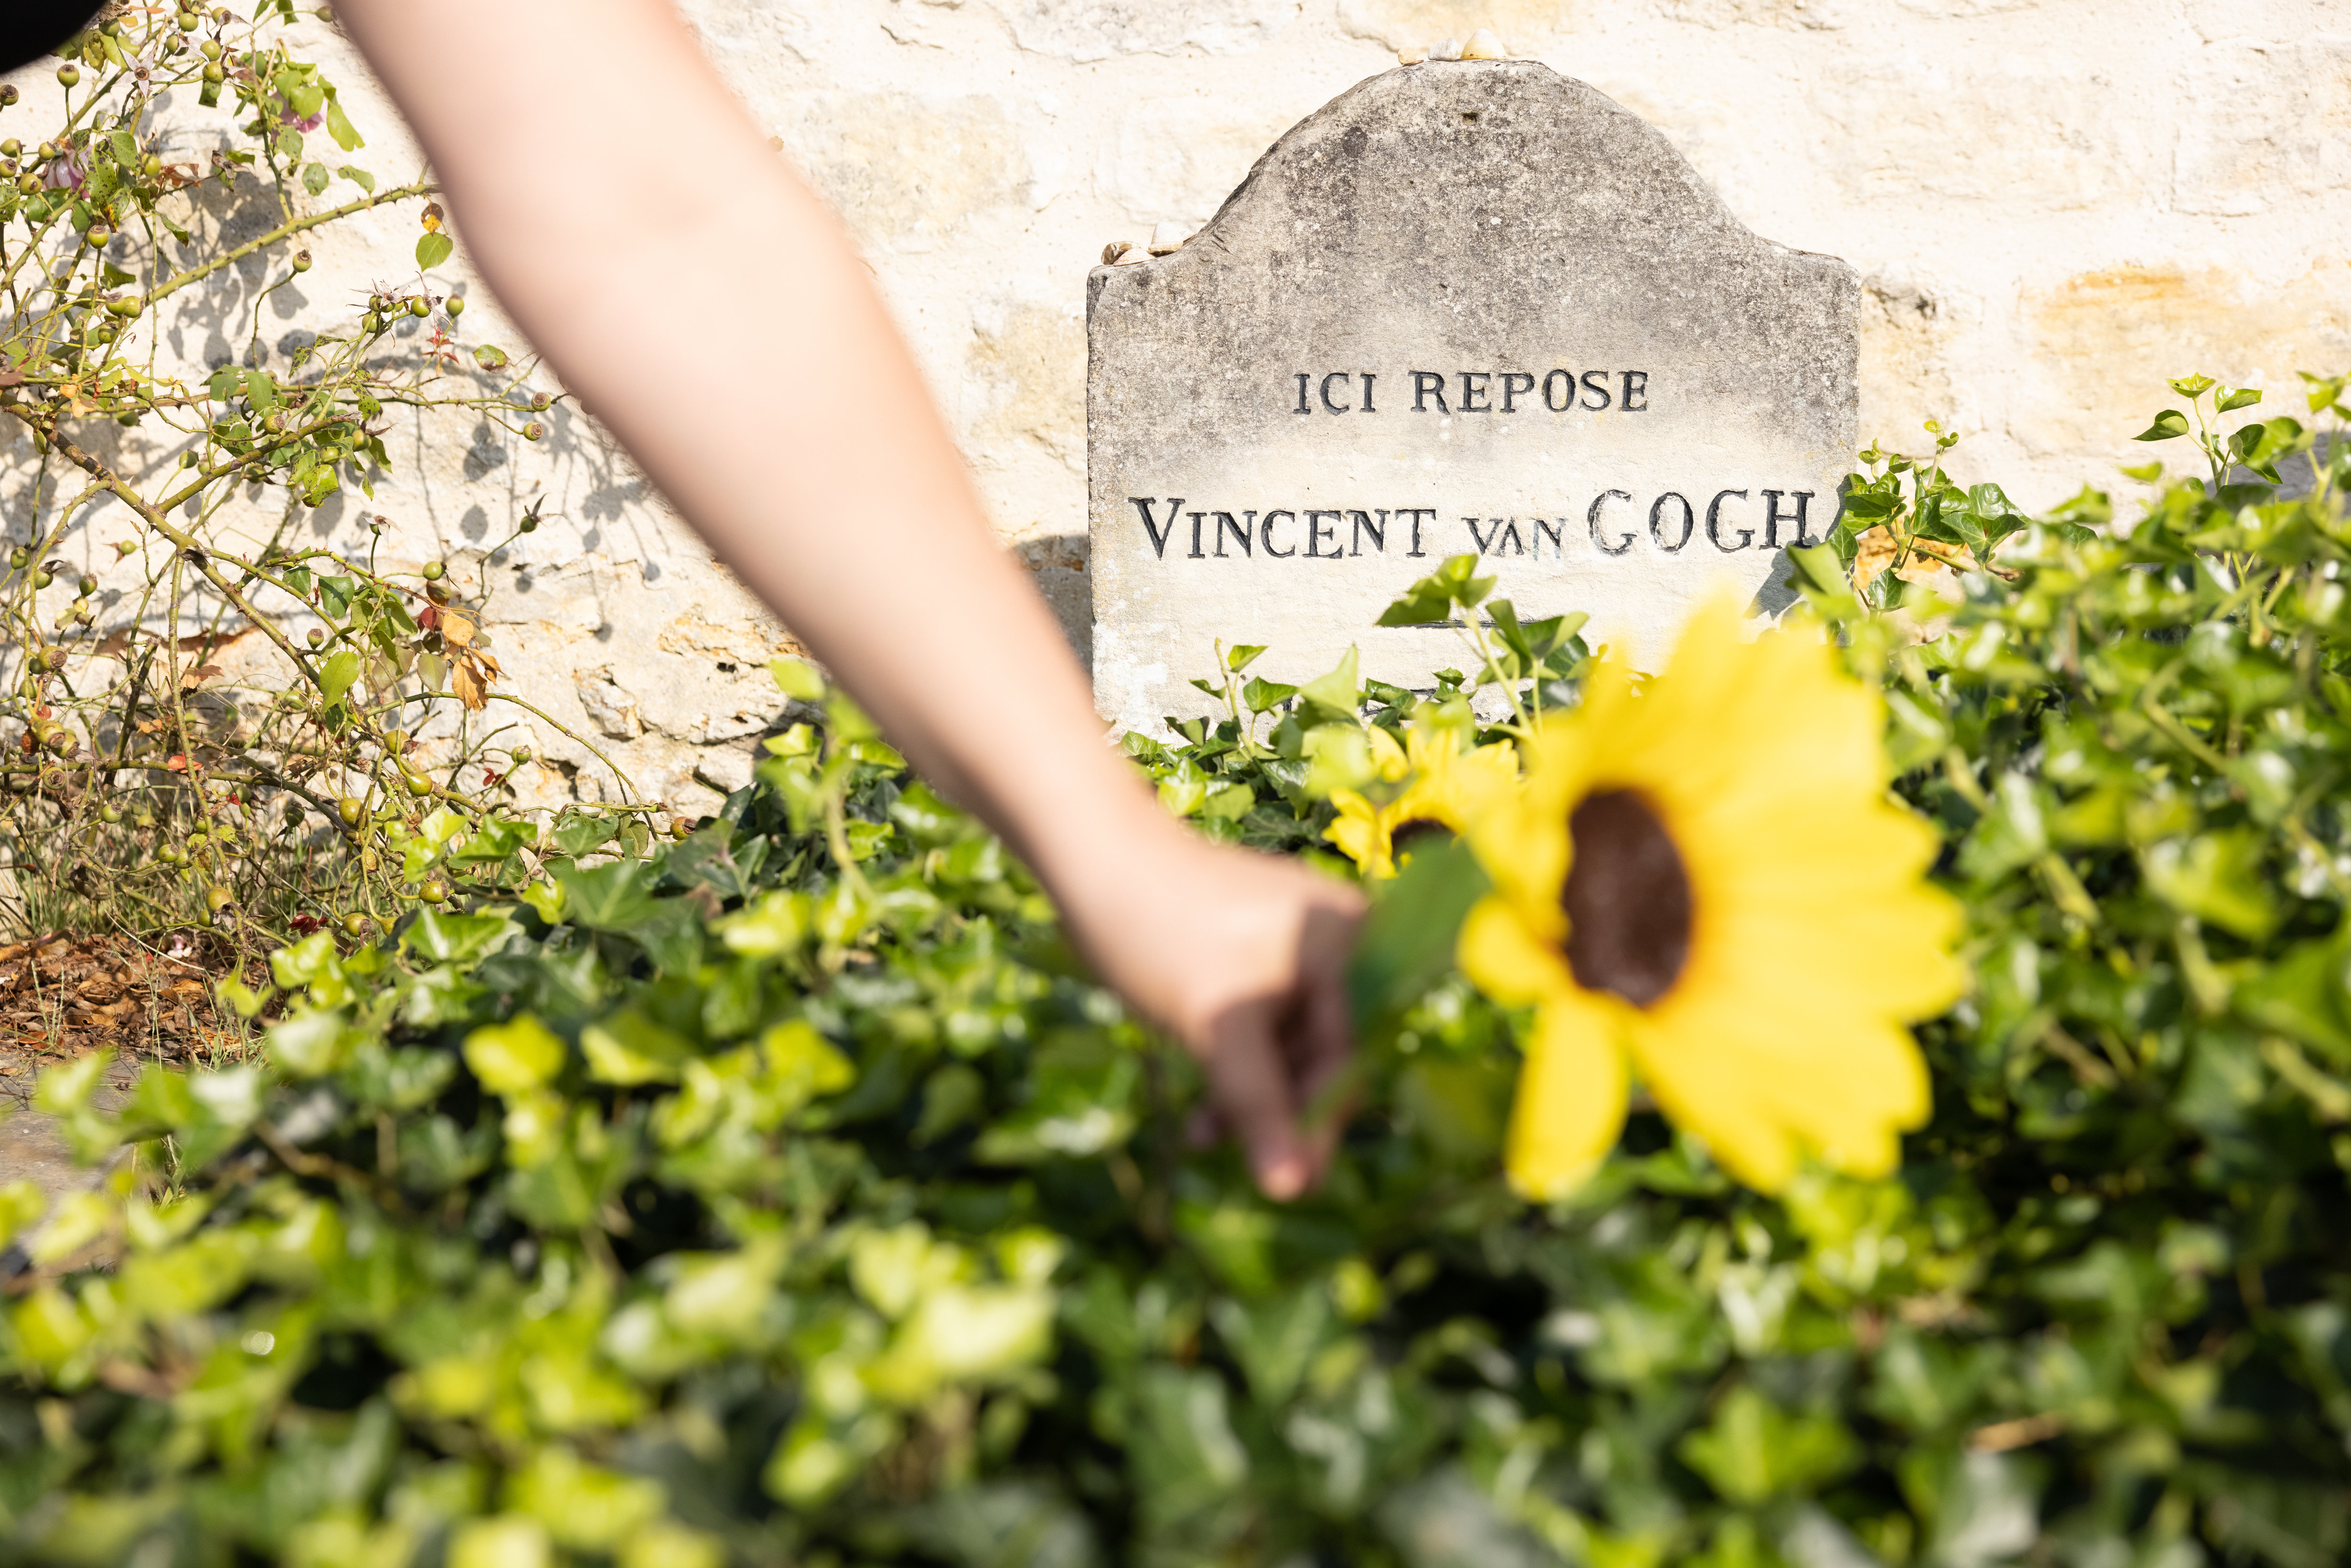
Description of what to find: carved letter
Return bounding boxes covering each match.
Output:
[1215,511,1253,558]
[1320,372,1354,415]
[1131,496,1183,559]
[1706,489,1752,552]
[1621,370,1649,411]
[1412,372,1449,413]
[1500,371,1536,413]
[1649,493,1693,552]
[1306,510,1342,557]
[1589,491,1635,555]
[1401,507,1436,557]
[1350,509,1387,555]
[1580,370,1612,410]
[1360,372,1377,413]
[1460,372,1492,413]
[1760,489,1815,547]
[1543,370,1575,412]
[1262,509,1297,558]
[1187,511,1205,559]
[1534,517,1564,558]
[1295,374,1310,414]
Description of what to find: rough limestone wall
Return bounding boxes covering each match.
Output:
[4,2,2345,813]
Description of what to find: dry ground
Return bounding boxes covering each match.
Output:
[0,933,258,1230]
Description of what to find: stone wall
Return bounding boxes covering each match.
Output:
[4,1,2345,814]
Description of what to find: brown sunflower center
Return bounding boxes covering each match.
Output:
[1560,789,1692,1008]
[1388,816,1451,862]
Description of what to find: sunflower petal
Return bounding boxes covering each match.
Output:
[1324,792,1391,878]
[1629,998,1930,1193]
[1458,896,1573,1008]
[1507,998,1629,1199]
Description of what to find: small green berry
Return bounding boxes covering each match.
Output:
[421,560,443,581]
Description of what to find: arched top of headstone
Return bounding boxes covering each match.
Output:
[1086,59,1857,733]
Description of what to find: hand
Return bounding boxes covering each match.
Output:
[1051,827,1365,1199]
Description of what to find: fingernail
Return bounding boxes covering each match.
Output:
[1258,1155,1307,1201]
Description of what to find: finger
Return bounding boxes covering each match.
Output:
[1200,1001,1310,1200]
[1291,968,1357,1183]
[1289,896,1363,1182]
[1184,1103,1223,1150]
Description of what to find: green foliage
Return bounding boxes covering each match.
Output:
[8,378,2351,1564]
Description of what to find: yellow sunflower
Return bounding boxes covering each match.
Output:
[1325,725,1518,879]
[1458,598,1964,1198]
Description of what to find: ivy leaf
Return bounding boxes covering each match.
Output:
[553,858,662,931]
[2134,409,2190,441]
[1375,579,1453,627]
[2142,830,2278,939]
[552,816,616,858]
[1296,646,1361,724]
[1241,676,1297,714]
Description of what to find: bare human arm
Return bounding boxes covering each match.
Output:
[331,0,1360,1197]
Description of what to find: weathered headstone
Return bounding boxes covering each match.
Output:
[1088,59,1856,735]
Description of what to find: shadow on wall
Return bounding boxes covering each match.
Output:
[1016,533,1091,670]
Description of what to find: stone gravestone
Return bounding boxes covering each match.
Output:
[1088,59,1856,736]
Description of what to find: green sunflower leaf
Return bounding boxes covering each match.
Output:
[1346,836,1491,1029]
